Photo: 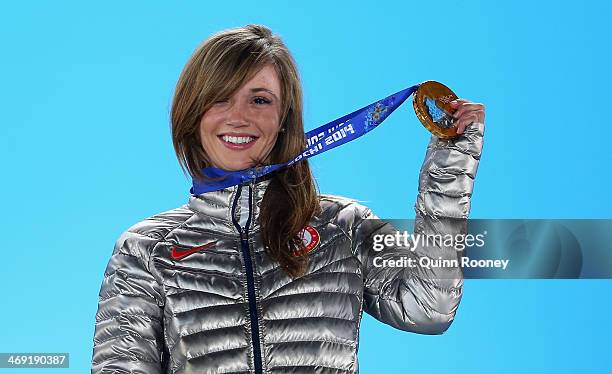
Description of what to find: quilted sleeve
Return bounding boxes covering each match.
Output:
[91,231,166,373]
[357,121,484,334]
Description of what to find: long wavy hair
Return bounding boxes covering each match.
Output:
[171,24,320,278]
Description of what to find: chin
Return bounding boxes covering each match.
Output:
[220,160,255,172]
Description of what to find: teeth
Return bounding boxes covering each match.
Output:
[222,135,255,144]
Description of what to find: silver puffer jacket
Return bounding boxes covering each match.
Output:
[91,122,484,374]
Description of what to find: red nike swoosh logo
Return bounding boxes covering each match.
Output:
[171,241,217,260]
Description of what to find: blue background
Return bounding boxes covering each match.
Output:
[1,1,611,372]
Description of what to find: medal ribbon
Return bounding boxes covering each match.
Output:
[191,84,420,194]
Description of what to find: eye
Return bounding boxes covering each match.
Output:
[213,98,229,105]
[253,96,272,105]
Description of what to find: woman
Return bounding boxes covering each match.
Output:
[91,25,485,374]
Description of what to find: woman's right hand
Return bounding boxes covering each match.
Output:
[450,98,485,135]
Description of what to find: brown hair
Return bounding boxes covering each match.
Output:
[171,24,320,278]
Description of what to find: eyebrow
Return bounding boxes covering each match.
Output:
[250,88,278,100]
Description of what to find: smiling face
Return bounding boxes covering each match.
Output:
[198,64,283,171]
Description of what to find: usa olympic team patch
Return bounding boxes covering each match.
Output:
[294,225,320,256]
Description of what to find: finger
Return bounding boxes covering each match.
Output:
[456,113,479,134]
[455,113,479,134]
[449,99,467,110]
[450,98,469,106]
[454,108,485,125]
[477,110,485,123]
[452,103,485,119]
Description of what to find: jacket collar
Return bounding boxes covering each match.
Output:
[187,178,272,232]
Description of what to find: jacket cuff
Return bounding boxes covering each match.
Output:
[416,122,485,221]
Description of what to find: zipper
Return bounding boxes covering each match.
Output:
[231,183,263,374]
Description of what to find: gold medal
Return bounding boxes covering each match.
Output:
[413,80,459,139]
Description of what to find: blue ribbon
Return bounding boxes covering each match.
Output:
[191,84,420,195]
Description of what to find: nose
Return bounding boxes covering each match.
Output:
[225,100,250,128]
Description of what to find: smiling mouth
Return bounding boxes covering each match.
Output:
[218,134,259,150]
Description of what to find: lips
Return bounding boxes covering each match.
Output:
[218,133,259,150]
